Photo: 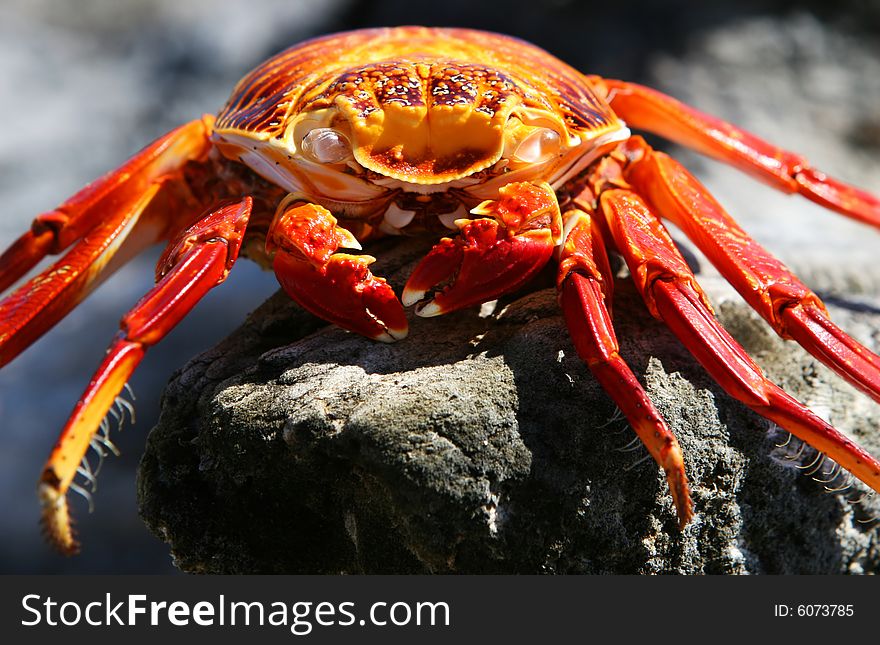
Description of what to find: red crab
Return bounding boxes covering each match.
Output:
[1,27,878,555]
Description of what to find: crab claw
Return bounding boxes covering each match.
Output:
[402,181,559,316]
[274,252,407,342]
[402,220,554,316]
[270,201,407,342]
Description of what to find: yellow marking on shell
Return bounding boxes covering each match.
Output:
[338,97,517,184]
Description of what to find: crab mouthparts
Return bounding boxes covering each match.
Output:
[376,192,473,236]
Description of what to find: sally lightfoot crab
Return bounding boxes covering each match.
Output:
[1,26,879,555]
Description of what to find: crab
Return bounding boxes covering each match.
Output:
[1,26,879,556]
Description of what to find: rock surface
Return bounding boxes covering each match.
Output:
[139,239,880,574]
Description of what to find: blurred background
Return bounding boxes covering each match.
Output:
[0,0,878,573]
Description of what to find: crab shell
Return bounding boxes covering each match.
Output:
[212,27,626,197]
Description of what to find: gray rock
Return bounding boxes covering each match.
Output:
[139,238,880,574]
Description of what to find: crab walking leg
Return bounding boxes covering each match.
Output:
[594,78,880,229]
[557,210,692,526]
[0,117,214,366]
[403,182,561,316]
[600,189,880,496]
[269,201,408,342]
[40,197,252,554]
[0,117,213,293]
[624,138,880,404]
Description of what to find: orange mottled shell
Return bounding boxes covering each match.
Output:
[215,27,621,183]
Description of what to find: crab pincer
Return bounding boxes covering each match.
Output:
[403,182,562,316]
[270,201,408,342]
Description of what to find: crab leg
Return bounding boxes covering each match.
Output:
[557,209,692,527]
[594,78,880,229]
[622,137,880,404]
[0,117,213,366]
[40,197,252,554]
[270,201,408,342]
[599,188,880,496]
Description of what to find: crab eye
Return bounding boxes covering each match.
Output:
[513,127,562,164]
[300,128,352,163]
